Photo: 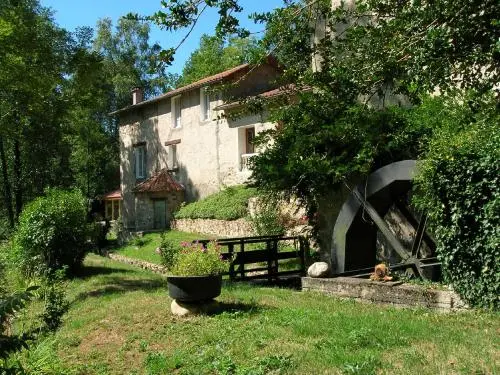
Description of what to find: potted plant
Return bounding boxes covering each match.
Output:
[162,240,230,303]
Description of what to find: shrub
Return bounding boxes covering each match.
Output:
[249,198,286,236]
[170,241,229,276]
[159,232,179,269]
[175,185,257,220]
[12,189,89,275]
[415,98,499,309]
[87,220,111,253]
[0,284,39,371]
[38,269,69,332]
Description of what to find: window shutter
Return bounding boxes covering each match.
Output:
[133,148,137,177]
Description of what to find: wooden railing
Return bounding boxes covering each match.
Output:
[194,234,308,282]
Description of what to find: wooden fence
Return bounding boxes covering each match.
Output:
[194,234,308,282]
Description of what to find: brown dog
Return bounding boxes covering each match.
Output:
[370,263,393,281]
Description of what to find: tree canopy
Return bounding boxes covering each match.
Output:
[178,34,264,86]
[0,0,174,233]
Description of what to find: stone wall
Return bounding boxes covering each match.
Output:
[135,194,154,231]
[172,218,255,238]
[302,277,467,311]
[108,253,167,275]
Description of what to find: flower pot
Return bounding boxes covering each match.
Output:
[167,274,222,302]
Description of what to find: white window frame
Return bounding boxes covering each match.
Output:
[134,144,146,179]
[200,87,210,121]
[171,95,182,128]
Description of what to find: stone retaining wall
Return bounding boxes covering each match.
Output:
[172,218,255,238]
[302,276,467,311]
[107,253,167,275]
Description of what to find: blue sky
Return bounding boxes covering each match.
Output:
[40,0,285,74]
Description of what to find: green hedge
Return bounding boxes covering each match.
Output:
[415,98,499,309]
[12,189,89,275]
[175,185,257,220]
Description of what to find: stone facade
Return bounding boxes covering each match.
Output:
[172,218,255,238]
[116,62,280,231]
[134,191,184,231]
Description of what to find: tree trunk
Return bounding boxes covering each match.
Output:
[0,136,14,228]
[13,138,22,220]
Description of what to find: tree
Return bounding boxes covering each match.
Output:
[0,0,72,225]
[178,34,265,86]
[93,17,179,114]
[62,18,179,199]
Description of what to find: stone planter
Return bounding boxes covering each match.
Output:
[167,275,222,302]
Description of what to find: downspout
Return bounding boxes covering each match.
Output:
[215,118,222,189]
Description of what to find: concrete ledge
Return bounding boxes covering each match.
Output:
[302,277,467,311]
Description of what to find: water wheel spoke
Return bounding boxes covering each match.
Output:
[411,214,427,257]
[395,199,437,255]
[352,188,411,262]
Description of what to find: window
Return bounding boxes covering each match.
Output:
[245,127,255,154]
[172,96,181,128]
[134,144,146,179]
[168,144,177,169]
[200,87,210,121]
[165,139,181,170]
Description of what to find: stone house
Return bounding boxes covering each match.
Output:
[111,58,282,231]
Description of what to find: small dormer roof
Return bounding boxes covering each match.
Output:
[133,168,184,193]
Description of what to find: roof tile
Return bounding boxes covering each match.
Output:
[133,168,184,193]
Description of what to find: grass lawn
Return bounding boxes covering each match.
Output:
[18,254,499,375]
[112,231,211,265]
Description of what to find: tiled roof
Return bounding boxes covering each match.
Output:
[110,64,250,116]
[133,168,184,193]
[110,56,280,116]
[215,84,306,110]
[103,189,122,200]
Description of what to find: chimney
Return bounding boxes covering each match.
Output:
[132,87,143,105]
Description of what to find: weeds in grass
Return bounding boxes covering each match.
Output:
[347,328,382,348]
[210,353,294,375]
[139,339,149,352]
[144,352,169,375]
[342,355,381,375]
[131,236,151,248]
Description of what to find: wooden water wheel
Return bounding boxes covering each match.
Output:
[331,160,441,280]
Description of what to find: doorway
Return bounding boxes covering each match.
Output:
[153,199,167,229]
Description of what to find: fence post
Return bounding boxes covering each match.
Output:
[228,243,235,281]
[272,239,278,280]
[240,239,245,279]
[266,240,272,282]
[299,236,307,275]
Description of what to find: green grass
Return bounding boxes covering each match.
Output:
[14,254,500,374]
[112,231,211,265]
[175,185,257,220]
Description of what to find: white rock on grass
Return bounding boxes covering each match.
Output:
[171,299,196,317]
[170,299,218,317]
[307,262,330,278]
